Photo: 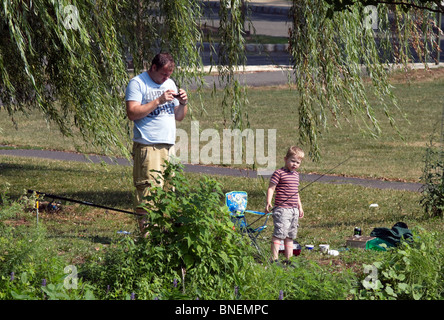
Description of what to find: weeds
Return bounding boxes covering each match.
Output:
[86,161,257,299]
[352,227,444,300]
[2,160,444,300]
[0,197,95,300]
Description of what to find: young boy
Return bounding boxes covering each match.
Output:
[266,146,304,263]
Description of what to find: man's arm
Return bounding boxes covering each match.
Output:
[126,90,177,121]
[126,99,160,121]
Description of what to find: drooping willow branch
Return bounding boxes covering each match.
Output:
[326,0,444,14]
[0,0,130,157]
[288,0,441,160]
[217,0,250,130]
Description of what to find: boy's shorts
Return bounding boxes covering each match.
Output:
[272,207,299,239]
[132,142,175,210]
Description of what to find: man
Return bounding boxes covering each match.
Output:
[125,53,188,234]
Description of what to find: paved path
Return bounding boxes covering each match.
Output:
[0,147,423,192]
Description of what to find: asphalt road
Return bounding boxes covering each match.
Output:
[197,2,444,89]
[0,146,423,192]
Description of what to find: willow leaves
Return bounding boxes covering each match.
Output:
[0,0,129,156]
[288,0,441,159]
[0,0,442,160]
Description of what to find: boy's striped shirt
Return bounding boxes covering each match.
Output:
[270,167,299,208]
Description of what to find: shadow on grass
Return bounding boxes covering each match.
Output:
[1,162,134,209]
[46,234,114,245]
[63,190,134,211]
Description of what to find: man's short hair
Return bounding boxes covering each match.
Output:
[151,52,175,69]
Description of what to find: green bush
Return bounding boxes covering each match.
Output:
[87,161,256,299]
[352,228,444,300]
[236,258,356,300]
[0,197,96,300]
[0,224,96,300]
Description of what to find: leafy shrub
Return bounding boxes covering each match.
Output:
[233,258,355,300]
[1,268,96,300]
[88,161,255,299]
[0,224,96,300]
[0,196,96,300]
[352,228,444,300]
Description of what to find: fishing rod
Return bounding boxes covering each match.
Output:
[300,156,353,192]
[273,155,353,208]
[27,189,138,216]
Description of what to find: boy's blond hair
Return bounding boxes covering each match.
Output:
[285,146,305,159]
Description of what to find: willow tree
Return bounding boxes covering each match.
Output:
[288,0,443,159]
[118,0,205,89]
[0,0,130,156]
[217,0,251,130]
[0,0,206,158]
[0,0,442,160]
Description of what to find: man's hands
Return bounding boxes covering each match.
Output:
[168,89,188,105]
[126,89,188,122]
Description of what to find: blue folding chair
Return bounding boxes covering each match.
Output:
[225,191,271,251]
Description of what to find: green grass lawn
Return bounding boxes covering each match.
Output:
[0,153,433,268]
[176,67,444,182]
[2,68,443,182]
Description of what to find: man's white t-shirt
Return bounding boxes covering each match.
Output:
[125,72,179,145]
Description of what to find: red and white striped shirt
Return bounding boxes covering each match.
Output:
[270,167,300,208]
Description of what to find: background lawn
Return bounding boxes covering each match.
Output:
[1,67,443,182]
[0,153,434,268]
[1,67,444,300]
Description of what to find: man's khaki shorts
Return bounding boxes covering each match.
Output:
[132,142,174,210]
